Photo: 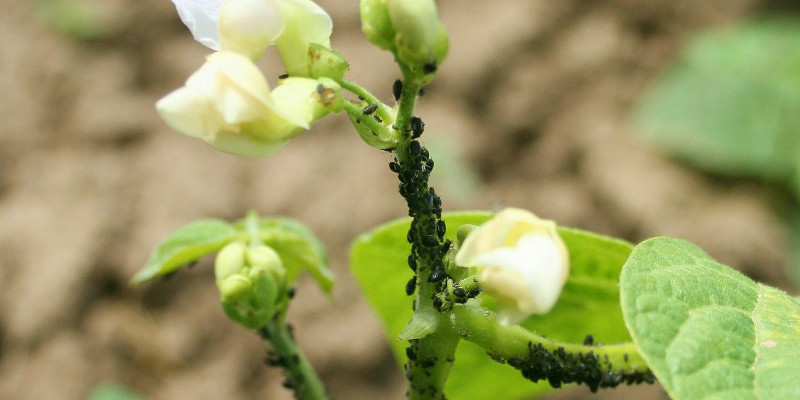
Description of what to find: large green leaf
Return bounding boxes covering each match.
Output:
[632,18,800,198]
[131,219,238,285]
[620,237,800,400]
[350,211,635,399]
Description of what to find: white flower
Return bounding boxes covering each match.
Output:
[156,51,341,157]
[169,0,332,73]
[455,208,570,325]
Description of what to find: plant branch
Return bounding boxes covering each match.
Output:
[259,319,330,400]
[448,303,654,392]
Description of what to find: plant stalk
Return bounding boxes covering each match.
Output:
[259,319,330,400]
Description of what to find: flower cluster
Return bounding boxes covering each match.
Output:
[159,0,341,157]
[215,241,287,329]
[455,208,570,325]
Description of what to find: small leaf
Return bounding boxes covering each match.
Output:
[351,211,636,400]
[132,219,238,285]
[620,237,800,400]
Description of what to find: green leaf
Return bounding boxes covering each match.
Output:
[620,236,800,400]
[87,383,146,400]
[632,18,800,198]
[350,211,635,400]
[132,219,238,285]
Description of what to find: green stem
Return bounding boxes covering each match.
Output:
[394,65,419,142]
[389,66,457,400]
[448,303,654,391]
[259,319,330,400]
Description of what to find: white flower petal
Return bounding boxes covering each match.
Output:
[171,0,224,50]
[208,129,289,157]
[219,0,285,60]
[454,208,570,324]
[156,85,228,139]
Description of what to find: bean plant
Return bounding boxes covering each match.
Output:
[131,1,800,399]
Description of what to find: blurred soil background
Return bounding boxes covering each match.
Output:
[1,0,798,399]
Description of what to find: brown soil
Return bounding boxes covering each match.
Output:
[0,0,795,399]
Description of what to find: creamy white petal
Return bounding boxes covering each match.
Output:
[219,0,285,60]
[156,85,228,139]
[171,0,223,50]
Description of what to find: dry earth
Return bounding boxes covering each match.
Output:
[0,0,796,399]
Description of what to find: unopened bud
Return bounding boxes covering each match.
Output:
[360,0,395,50]
[215,241,247,281]
[218,274,252,302]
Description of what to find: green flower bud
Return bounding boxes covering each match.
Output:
[456,224,478,245]
[387,0,447,69]
[360,0,449,85]
[218,274,252,302]
[246,245,285,281]
[215,241,247,281]
[360,0,395,51]
[249,268,280,314]
[308,43,350,80]
[217,243,287,330]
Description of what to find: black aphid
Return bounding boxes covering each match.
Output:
[428,268,446,283]
[422,235,438,247]
[278,73,289,79]
[583,335,594,346]
[423,63,437,74]
[453,287,466,298]
[440,239,452,253]
[408,254,417,271]
[410,117,425,139]
[363,104,378,115]
[405,276,417,295]
[389,161,400,172]
[316,83,325,93]
[405,346,417,361]
[409,140,421,156]
[393,79,403,101]
[437,220,446,238]
[433,296,443,310]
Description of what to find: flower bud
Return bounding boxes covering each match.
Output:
[218,274,252,302]
[387,0,447,69]
[456,224,478,245]
[215,241,247,282]
[455,208,570,325]
[216,243,286,329]
[359,0,395,51]
[360,0,448,85]
[219,0,285,60]
[246,245,285,280]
